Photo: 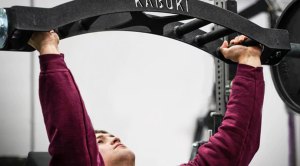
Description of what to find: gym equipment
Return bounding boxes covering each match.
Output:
[271,0,300,113]
[0,0,291,63]
[0,0,299,113]
[0,8,8,49]
[25,152,50,166]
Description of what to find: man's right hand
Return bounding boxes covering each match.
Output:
[28,30,60,55]
[220,35,262,68]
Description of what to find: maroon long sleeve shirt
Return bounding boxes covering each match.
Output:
[39,54,264,166]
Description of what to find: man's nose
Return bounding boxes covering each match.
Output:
[110,137,121,145]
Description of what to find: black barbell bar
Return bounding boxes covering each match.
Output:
[174,19,210,37]
[80,16,100,30]
[195,27,234,46]
[285,43,300,59]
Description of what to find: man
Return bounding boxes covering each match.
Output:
[28,31,264,166]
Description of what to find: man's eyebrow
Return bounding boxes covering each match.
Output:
[96,134,115,139]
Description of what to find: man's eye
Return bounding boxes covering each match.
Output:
[98,140,103,144]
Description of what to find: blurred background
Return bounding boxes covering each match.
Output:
[0,0,299,165]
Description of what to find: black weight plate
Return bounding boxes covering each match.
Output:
[271,0,300,113]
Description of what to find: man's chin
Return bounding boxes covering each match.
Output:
[103,148,135,166]
[116,148,135,161]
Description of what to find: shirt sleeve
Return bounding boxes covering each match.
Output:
[182,64,265,166]
[39,54,104,166]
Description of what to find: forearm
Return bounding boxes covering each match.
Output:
[39,45,60,55]
[182,64,264,166]
[39,54,103,166]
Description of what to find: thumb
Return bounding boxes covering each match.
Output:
[27,38,37,50]
[220,40,229,49]
[220,40,229,56]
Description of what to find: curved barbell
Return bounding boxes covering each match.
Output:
[0,0,292,65]
[1,0,300,112]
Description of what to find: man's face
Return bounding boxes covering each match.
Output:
[96,132,135,166]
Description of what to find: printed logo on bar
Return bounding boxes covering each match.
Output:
[134,0,189,13]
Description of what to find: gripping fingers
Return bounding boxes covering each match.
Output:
[238,35,248,43]
[230,35,248,45]
[220,41,230,58]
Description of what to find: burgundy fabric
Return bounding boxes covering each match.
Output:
[39,54,264,166]
[182,64,264,166]
[39,54,104,166]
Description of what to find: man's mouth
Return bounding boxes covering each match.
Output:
[114,143,126,149]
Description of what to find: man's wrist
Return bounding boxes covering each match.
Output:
[238,55,261,68]
[39,45,60,55]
